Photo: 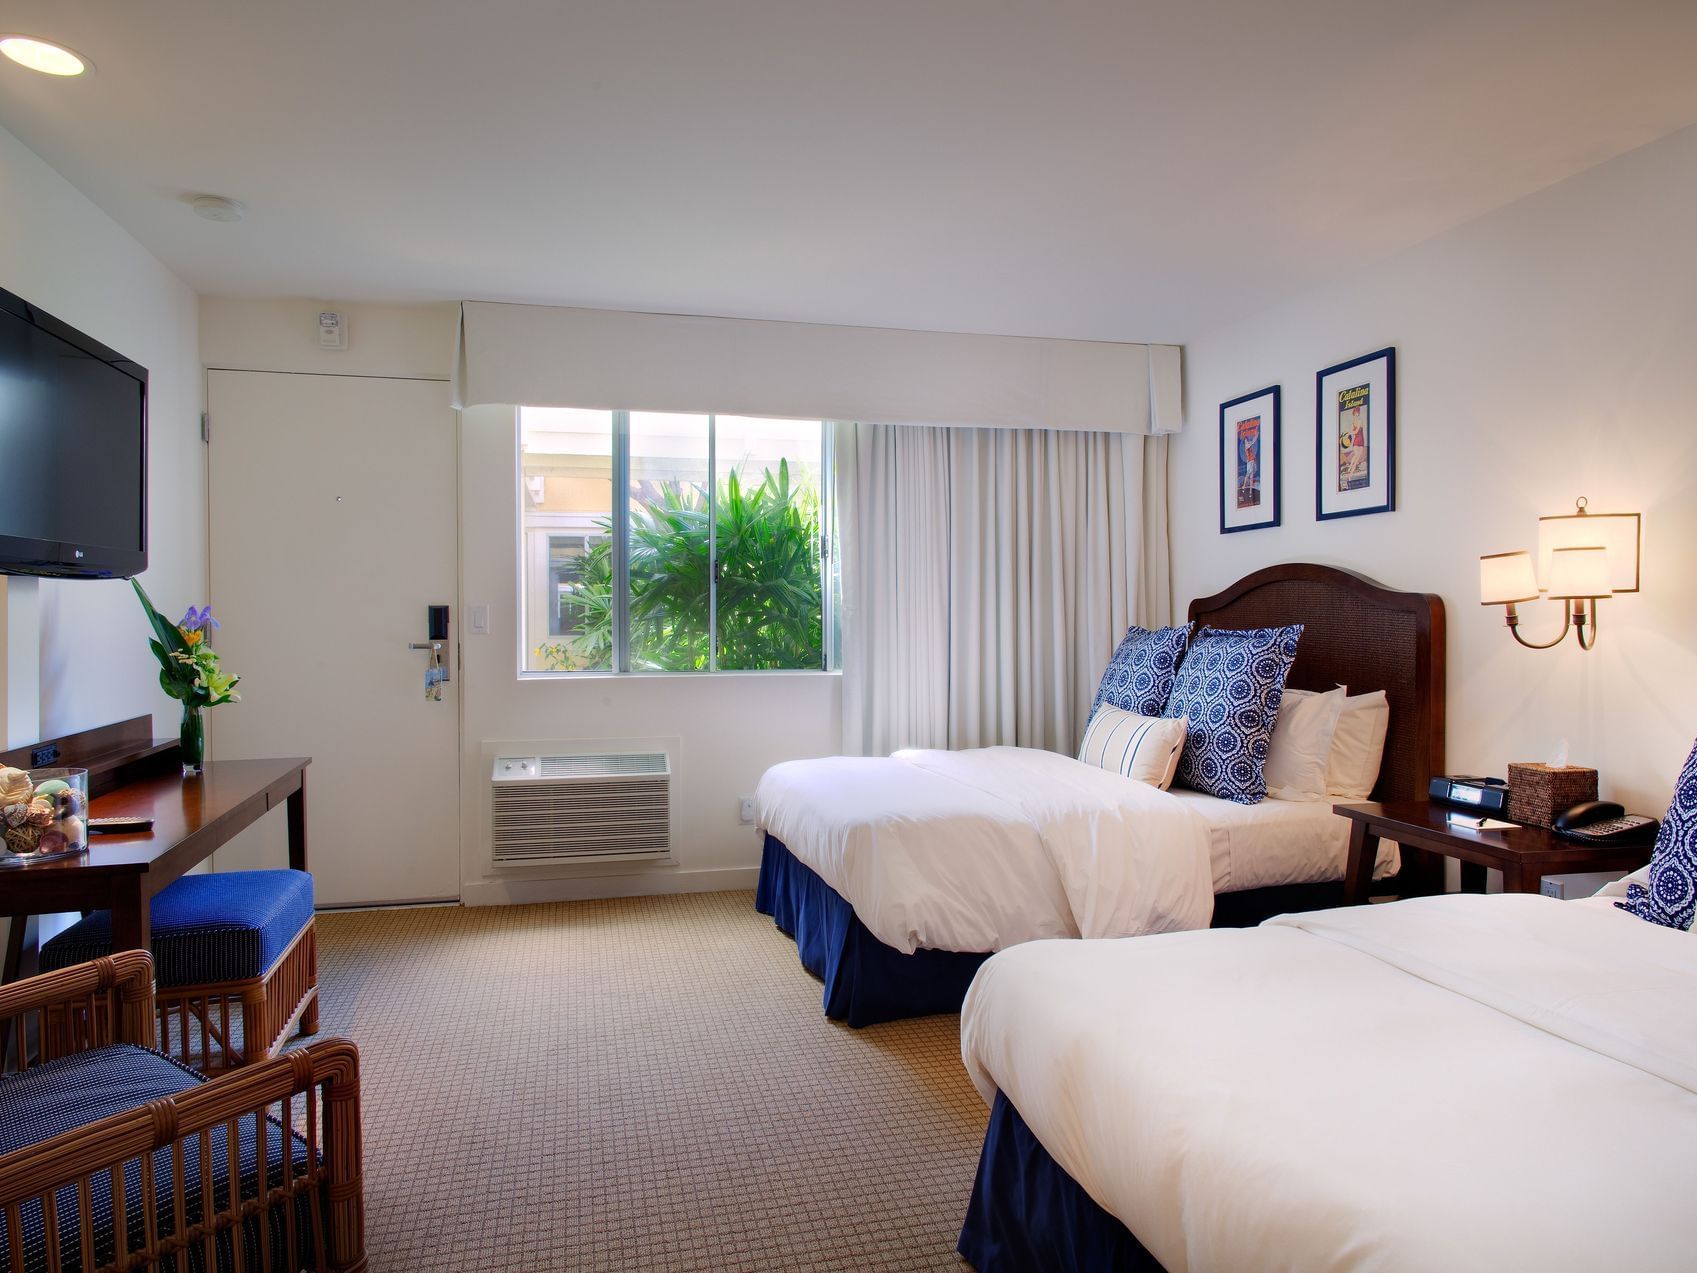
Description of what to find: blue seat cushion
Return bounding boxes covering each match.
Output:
[0,1043,315,1272]
[39,869,314,988]
[0,1044,201,1158]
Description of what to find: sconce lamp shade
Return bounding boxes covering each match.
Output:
[1538,503,1640,592]
[1479,551,1540,605]
[1545,546,1613,599]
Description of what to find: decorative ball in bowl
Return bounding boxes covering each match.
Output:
[0,766,89,864]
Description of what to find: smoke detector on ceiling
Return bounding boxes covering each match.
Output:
[191,195,246,223]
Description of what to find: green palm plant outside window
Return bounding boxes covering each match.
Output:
[538,459,822,672]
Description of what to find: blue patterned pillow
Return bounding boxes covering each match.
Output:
[1092,626,1190,719]
[1618,737,1697,930]
[1163,624,1303,804]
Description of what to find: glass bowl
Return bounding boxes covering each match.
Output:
[0,766,89,865]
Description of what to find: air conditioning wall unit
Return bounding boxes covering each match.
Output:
[490,752,672,866]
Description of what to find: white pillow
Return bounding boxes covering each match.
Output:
[1079,706,1187,790]
[1263,686,1348,801]
[1328,689,1391,800]
[1591,864,1650,901]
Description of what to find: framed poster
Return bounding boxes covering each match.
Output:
[1316,347,1395,520]
[1219,385,1280,533]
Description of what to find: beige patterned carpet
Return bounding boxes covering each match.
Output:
[306,890,988,1271]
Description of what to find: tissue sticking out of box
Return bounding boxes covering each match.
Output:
[1548,738,1570,769]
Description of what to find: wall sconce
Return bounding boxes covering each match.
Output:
[1479,497,1640,652]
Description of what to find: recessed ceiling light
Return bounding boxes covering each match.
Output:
[0,35,91,77]
[191,195,246,223]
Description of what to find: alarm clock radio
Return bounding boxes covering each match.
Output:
[1429,775,1510,815]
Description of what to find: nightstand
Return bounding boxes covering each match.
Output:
[1335,800,1655,904]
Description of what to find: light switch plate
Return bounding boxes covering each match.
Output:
[739,797,756,824]
[469,603,490,634]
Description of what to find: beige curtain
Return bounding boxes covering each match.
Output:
[837,422,1170,756]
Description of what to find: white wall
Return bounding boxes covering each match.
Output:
[200,296,454,381]
[457,404,841,904]
[0,122,203,957]
[1172,122,1697,815]
[201,300,842,902]
[0,121,204,742]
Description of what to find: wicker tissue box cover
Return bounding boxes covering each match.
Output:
[1507,762,1599,828]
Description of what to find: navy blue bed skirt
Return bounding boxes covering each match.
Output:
[958,1092,1163,1273]
[754,834,990,1027]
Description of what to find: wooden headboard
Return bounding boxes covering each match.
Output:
[1187,563,1445,805]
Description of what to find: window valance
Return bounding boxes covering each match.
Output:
[453,301,1182,435]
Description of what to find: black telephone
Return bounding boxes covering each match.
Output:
[1553,801,1659,845]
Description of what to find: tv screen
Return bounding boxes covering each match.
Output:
[0,286,147,578]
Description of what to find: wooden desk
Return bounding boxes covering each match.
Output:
[1,758,311,955]
[1337,799,1654,903]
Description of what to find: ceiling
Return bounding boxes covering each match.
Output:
[2,0,1696,343]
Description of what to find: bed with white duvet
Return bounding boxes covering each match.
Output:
[756,747,1397,954]
[754,565,1439,1025]
[756,746,1217,955]
[957,884,1697,1271]
[752,743,1399,1027]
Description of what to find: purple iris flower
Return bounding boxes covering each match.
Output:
[178,605,221,633]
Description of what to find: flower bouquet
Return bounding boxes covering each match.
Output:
[134,580,241,774]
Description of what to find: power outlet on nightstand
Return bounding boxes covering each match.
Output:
[739,797,756,825]
[1541,870,1626,900]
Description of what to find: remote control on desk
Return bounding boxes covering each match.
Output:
[88,816,154,834]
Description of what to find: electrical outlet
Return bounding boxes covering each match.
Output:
[739,797,756,825]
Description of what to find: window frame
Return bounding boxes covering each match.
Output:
[519,408,835,677]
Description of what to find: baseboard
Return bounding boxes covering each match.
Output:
[461,865,761,907]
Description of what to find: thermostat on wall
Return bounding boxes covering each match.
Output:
[318,310,347,350]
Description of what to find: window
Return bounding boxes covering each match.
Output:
[521,408,833,674]
[521,409,613,672]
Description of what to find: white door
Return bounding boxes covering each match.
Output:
[206,370,460,905]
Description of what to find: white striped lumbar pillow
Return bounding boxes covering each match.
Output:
[1078,705,1188,790]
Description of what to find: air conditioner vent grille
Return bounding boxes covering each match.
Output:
[490,752,671,866]
[540,753,669,779]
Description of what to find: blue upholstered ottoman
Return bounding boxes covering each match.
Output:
[41,870,319,1072]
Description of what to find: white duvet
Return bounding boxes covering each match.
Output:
[755,747,1213,954]
[961,893,1697,1271]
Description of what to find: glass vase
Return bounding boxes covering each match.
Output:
[180,703,205,776]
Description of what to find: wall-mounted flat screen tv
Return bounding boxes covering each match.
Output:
[0,285,147,578]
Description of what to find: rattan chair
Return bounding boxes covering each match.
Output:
[0,950,365,1272]
[40,870,318,1074]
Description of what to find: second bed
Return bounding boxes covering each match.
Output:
[755,563,1446,1025]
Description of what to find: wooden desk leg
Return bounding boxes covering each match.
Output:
[3,917,25,983]
[1460,861,1488,894]
[1503,863,1540,894]
[1343,823,1381,905]
[287,777,308,873]
[109,879,151,954]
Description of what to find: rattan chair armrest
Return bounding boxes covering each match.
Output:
[0,1036,366,1271]
[0,951,157,1051]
